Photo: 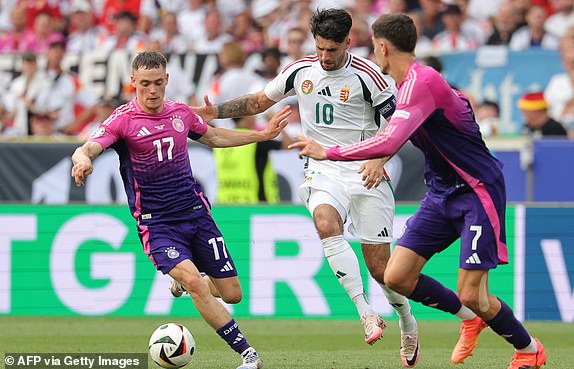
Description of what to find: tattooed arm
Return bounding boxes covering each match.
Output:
[193,91,277,123]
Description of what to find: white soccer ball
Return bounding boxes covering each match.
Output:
[149,323,195,368]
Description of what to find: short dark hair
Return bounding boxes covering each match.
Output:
[310,8,352,43]
[371,13,417,53]
[131,51,167,71]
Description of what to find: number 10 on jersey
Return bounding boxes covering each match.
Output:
[315,103,334,125]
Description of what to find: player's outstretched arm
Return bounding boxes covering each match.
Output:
[288,136,328,160]
[71,141,104,187]
[192,91,276,123]
[198,106,291,148]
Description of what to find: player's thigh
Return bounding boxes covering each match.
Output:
[348,180,394,244]
[209,275,242,302]
[190,214,239,280]
[139,222,195,275]
[397,195,459,260]
[299,171,350,225]
[455,183,506,270]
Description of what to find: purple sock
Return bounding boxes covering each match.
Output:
[216,319,251,354]
[409,274,462,315]
[485,298,531,349]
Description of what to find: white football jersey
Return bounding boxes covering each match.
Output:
[264,52,397,172]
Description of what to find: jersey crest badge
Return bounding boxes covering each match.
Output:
[301,80,314,95]
[165,247,180,259]
[340,85,350,102]
[170,115,185,132]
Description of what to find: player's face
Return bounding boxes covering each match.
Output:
[131,67,169,114]
[372,36,390,74]
[315,36,349,71]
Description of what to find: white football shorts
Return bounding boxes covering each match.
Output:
[298,164,395,244]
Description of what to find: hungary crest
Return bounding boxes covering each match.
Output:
[301,80,314,94]
[340,85,350,102]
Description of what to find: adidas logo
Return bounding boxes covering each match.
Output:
[220,261,234,272]
[335,271,347,279]
[233,333,244,345]
[377,228,389,237]
[137,127,152,136]
[317,86,332,96]
[465,252,482,265]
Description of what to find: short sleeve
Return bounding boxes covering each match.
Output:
[185,106,208,140]
[264,61,310,102]
[88,109,124,149]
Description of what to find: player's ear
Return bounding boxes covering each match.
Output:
[130,74,135,88]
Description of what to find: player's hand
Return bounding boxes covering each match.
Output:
[191,95,217,123]
[71,159,93,187]
[358,157,389,189]
[288,136,327,160]
[261,106,291,140]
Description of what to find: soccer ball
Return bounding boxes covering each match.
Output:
[149,323,195,368]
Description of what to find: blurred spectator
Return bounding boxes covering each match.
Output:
[149,12,188,54]
[138,0,188,33]
[2,52,49,136]
[454,0,489,45]
[475,100,500,137]
[545,39,574,137]
[0,4,32,52]
[486,2,521,45]
[20,11,65,53]
[545,0,574,38]
[417,0,444,40]
[510,5,560,50]
[19,0,62,31]
[279,27,308,70]
[518,91,568,137]
[432,4,479,52]
[32,40,78,134]
[78,97,125,139]
[256,47,282,81]
[194,7,231,54]
[349,15,371,58]
[66,0,107,54]
[467,0,504,22]
[408,11,432,56]
[100,10,147,54]
[208,41,265,128]
[98,0,141,33]
[251,0,283,49]
[0,0,17,31]
[177,0,207,51]
[230,11,262,55]
[28,110,58,136]
[216,0,247,27]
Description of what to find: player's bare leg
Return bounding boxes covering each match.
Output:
[313,204,385,345]
[169,260,263,369]
[363,243,419,367]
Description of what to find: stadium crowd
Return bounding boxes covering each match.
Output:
[0,0,573,138]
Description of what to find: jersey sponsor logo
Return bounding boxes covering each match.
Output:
[339,85,350,102]
[317,86,332,96]
[141,213,152,220]
[170,115,185,132]
[154,124,165,130]
[301,80,314,94]
[90,126,105,138]
[165,247,180,259]
[137,127,152,137]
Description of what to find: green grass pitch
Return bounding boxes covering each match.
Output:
[0,317,572,368]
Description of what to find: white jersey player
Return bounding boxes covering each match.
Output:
[194,8,420,367]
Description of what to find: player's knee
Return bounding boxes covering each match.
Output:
[367,263,385,284]
[459,290,480,311]
[383,270,407,294]
[181,274,210,299]
[315,219,340,238]
[220,290,242,304]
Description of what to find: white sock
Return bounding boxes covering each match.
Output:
[322,235,373,316]
[517,338,537,353]
[455,305,477,321]
[380,283,417,333]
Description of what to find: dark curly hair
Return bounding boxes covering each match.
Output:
[310,8,352,43]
